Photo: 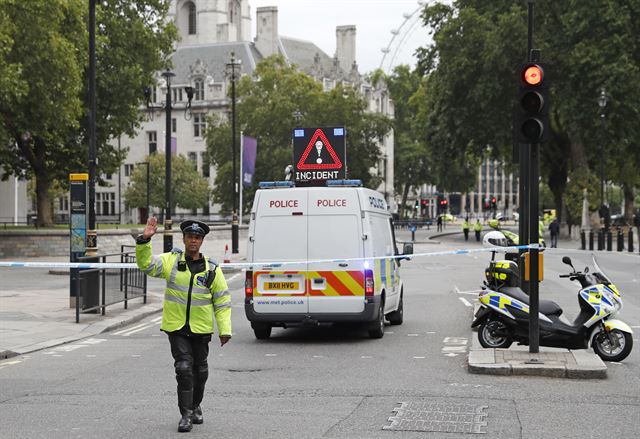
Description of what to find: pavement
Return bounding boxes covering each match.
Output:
[0,226,247,360]
[0,221,614,379]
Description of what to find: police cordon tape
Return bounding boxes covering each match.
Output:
[0,244,544,270]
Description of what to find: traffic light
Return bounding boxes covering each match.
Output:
[516,63,549,143]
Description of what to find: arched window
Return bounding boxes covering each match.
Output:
[194,79,204,101]
[188,2,196,35]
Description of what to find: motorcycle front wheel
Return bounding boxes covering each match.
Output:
[592,329,633,362]
[478,318,513,349]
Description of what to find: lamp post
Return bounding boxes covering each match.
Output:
[597,88,608,225]
[137,162,150,223]
[86,0,97,256]
[161,69,175,252]
[226,53,241,254]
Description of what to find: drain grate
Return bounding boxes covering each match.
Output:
[383,401,488,434]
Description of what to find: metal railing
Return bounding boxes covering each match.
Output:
[73,245,147,323]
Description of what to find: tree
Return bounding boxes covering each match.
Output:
[0,0,176,226]
[413,0,640,226]
[123,153,210,218]
[205,56,391,213]
[385,65,432,218]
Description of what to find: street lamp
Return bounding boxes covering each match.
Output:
[597,87,608,229]
[137,162,150,224]
[226,52,242,254]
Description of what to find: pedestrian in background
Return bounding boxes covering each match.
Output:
[549,218,560,248]
[136,217,232,433]
[437,215,443,232]
[474,219,483,242]
[462,217,470,241]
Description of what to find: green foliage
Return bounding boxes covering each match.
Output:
[0,0,176,225]
[564,170,600,226]
[123,153,210,211]
[205,56,391,213]
[413,0,640,220]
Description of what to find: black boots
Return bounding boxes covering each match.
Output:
[192,406,203,424]
[177,390,194,433]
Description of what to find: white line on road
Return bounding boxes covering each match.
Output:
[458,297,473,307]
[361,356,372,359]
[631,325,640,329]
[413,356,426,359]
[226,273,241,282]
[122,322,159,336]
[454,285,482,295]
[114,322,149,335]
[151,316,163,323]
[265,354,277,357]
[407,333,419,337]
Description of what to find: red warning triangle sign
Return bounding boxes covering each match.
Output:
[296,129,343,170]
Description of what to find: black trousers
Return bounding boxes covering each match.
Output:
[463,229,469,240]
[168,333,211,410]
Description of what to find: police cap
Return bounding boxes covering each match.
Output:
[180,220,210,237]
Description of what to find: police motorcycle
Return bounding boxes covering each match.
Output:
[472,238,633,362]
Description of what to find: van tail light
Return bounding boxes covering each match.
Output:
[245,270,253,297]
[364,269,374,296]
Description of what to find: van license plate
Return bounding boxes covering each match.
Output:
[264,282,299,290]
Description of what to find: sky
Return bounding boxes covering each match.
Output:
[249,0,435,74]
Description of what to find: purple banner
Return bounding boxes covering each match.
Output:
[242,136,257,187]
[171,137,177,155]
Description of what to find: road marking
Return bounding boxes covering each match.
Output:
[458,297,473,307]
[131,355,141,358]
[413,356,426,359]
[86,355,96,358]
[312,355,324,358]
[265,354,277,357]
[444,353,459,357]
[0,360,22,366]
[152,334,161,337]
[631,326,640,329]
[151,316,163,323]
[426,331,436,334]
[407,333,419,337]
[114,322,149,335]
[442,346,467,352]
[361,356,372,359]
[82,338,107,345]
[227,273,241,282]
[121,322,159,336]
[385,331,394,334]
[453,285,483,295]
[443,337,468,344]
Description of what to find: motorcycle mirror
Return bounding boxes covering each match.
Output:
[584,266,589,273]
[562,256,574,270]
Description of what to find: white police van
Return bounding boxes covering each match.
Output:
[244,180,412,339]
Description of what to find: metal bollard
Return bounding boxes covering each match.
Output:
[597,230,604,250]
[629,230,634,253]
[580,231,586,250]
[588,230,594,250]
[617,230,624,252]
[606,231,613,251]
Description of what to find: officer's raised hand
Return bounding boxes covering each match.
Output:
[143,216,158,239]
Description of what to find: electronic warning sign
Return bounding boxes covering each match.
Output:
[293,126,346,185]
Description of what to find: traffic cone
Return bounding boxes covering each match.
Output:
[223,244,230,263]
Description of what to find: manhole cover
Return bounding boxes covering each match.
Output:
[383,401,488,434]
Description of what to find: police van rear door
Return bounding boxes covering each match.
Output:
[251,189,308,314]
[307,188,365,313]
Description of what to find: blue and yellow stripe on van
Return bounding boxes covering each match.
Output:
[374,258,398,293]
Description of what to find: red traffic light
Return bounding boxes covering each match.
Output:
[522,64,544,86]
[491,197,496,203]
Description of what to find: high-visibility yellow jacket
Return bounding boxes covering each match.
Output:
[462,220,470,231]
[474,222,483,232]
[136,241,232,335]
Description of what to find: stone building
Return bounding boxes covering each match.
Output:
[61,0,394,224]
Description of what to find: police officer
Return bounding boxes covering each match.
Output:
[462,217,470,241]
[136,217,232,433]
[474,219,483,242]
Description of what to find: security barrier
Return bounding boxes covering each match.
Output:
[73,245,147,323]
[581,228,638,254]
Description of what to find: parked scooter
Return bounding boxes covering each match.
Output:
[472,255,633,362]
